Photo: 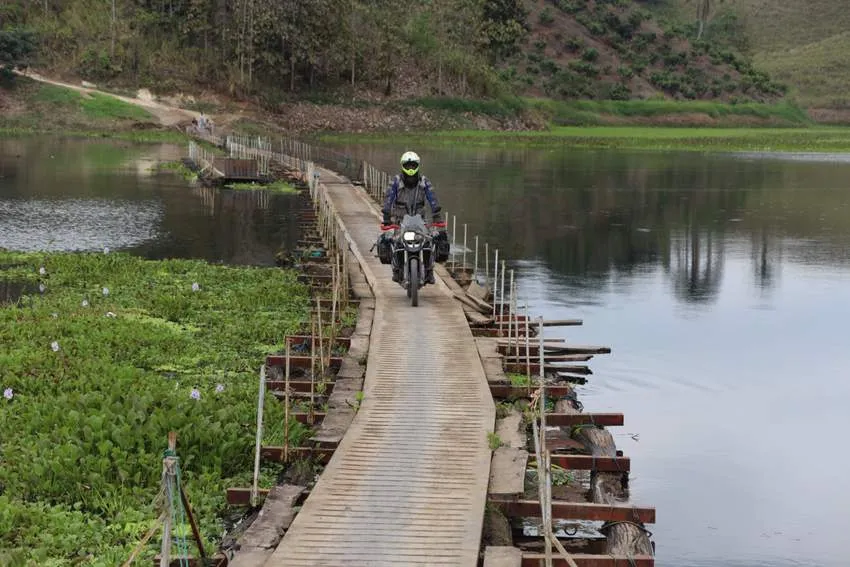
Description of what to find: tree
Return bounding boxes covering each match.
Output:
[0,28,36,82]
[695,0,723,41]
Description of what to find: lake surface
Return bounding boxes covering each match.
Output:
[4,135,848,566]
[326,141,850,567]
[0,136,303,264]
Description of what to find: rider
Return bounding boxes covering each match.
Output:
[381,151,445,284]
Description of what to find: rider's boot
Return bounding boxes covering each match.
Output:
[425,269,435,284]
[392,268,401,282]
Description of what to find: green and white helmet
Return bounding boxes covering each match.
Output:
[400,151,420,177]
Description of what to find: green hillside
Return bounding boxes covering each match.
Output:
[1,0,785,105]
[655,0,850,108]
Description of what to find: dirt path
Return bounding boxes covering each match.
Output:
[16,69,206,127]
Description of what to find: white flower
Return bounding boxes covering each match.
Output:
[51,313,58,319]
[3,388,12,400]
[215,383,225,393]
[38,283,46,293]
[105,312,116,318]
[191,282,200,292]
[190,388,201,400]
[50,341,60,352]
[39,267,46,275]
[102,287,109,297]
[81,299,89,307]
[103,246,110,254]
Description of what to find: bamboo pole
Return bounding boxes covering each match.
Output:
[499,260,506,336]
[462,223,468,273]
[525,301,531,380]
[310,316,316,424]
[492,250,499,319]
[474,236,479,278]
[159,432,177,567]
[251,365,266,507]
[316,297,325,376]
[452,215,457,259]
[507,271,514,351]
[284,339,291,462]
[514,279,520,361]
[485,242,489,285]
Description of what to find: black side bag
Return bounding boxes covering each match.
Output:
[434,232,450,263]
[377,234,393,264]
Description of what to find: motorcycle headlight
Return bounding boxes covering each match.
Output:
[403,231,417,242]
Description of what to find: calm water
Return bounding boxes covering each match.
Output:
[0,137,303,264]
[4,136,849,566]
[327,142,850,567]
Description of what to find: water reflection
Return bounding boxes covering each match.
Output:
[326,142,850,306]
[0,137,302,265]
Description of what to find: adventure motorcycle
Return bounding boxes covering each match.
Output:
[375,214,448,306]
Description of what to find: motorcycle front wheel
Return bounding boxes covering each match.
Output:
[408,257,419,307]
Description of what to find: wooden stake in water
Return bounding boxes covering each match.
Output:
[499,260,506,335]
[485,242,490,283]
[507,272,514,352]
[474,236,479,278]
[514,280,520,361]
[525,301,531,380]
[492,249,499,318]
[462,224,468,273]
[452,215,457,260]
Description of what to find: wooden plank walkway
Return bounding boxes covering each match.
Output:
[264,168,495,566]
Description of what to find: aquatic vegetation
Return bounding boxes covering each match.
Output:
[0,251,310,563]
[319,125,850,153]
[224,180,298,193]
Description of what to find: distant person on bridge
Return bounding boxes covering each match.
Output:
[381,151,447,284]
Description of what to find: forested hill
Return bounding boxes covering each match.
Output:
[1,0,790,108]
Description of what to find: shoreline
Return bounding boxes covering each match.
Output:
[4,73,850,155]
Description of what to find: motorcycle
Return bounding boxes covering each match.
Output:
[375,214,448,307]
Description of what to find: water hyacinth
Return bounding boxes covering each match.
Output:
[3,388,12,400]
[215,383,225,393]
[39,283,46,293]
[102,287,109,297]
[103,246,110,254]
[192,282,200,292]
[81,299,89,307]
[2,250,309,562]
[39,266,46,275]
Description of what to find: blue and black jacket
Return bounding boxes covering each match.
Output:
[381,174,442,224]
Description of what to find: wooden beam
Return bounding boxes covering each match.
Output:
[261,446,335,463]
[292,411,326,424]
[492,499,655,524]
[521,554,654,566]
[265,355,342,369]
[545,413,624,427]
[505,363,592,375]
[267,379,336,393]
[226,487,269,506]
[490,384,576,398]
[532,455,631,472]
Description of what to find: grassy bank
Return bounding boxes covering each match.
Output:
[406,97,812,127]
[0,251,310,565]
[319,124,850,153]
[0,77,186,144]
